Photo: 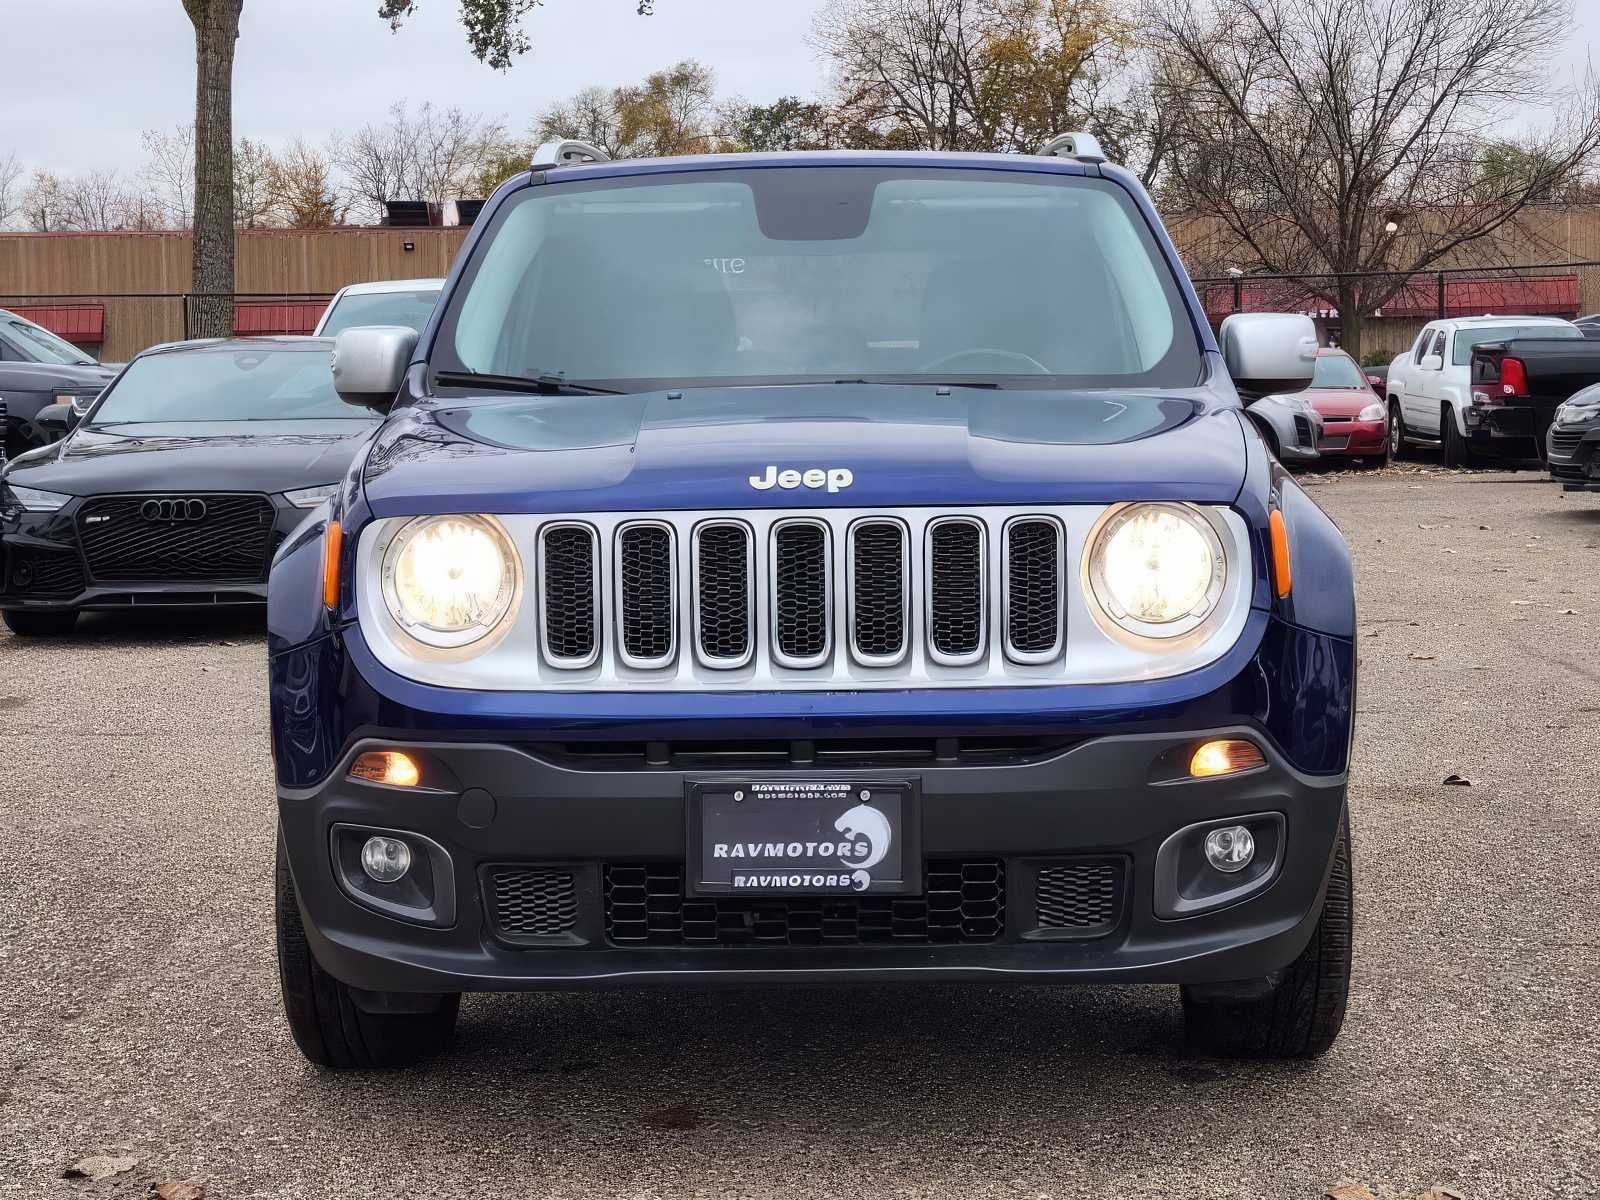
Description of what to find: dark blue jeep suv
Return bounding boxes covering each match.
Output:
[267,136,1356,1068]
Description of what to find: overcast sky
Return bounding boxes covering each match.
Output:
[4,0,1596,177]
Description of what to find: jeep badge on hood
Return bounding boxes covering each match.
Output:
[748,465,854,493]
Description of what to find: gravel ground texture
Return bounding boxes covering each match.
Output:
[0,467,1597,1200]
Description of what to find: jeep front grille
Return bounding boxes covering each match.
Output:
[357,504,1254,691]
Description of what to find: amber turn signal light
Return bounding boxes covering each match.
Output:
[1268,509,1292,599]
[350,750,421,789]
[322,520,344,610]
[1190,739,1266,778]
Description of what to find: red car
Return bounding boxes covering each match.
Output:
[1304,349,1389,463]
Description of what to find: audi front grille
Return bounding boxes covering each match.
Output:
[75,494,275,584]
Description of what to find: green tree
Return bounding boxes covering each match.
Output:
[724,97,832,152]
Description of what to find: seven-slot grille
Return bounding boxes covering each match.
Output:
[523,510,1071,674]
[75,494,274,583]
[1034,860,1124,936]
[483,865,579,942]
[603,861,1004,946]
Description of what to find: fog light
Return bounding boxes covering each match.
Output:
[350,750,421,788]
[361,836,412,883]
[1190,738,1266,778]
[1203,825,1255,874]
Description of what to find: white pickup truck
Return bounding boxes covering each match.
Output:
[1385,315,1584,465]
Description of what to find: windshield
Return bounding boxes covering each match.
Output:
[1453,323,1581,364]
[4,316,95,365]
[319,289,441,337]
[436,167,1201,390]
[1310,355,1367,389]
[89,347,376,426]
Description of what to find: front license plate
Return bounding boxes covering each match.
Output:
[688,779,919,896]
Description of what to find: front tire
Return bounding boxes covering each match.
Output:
[1441,405,1476,468]
[275,832,459,1069]
[1387,400,1414,461]
[2,608,79,637]
[1182,810,1353,1059]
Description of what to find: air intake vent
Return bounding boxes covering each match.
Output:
[771,520,830,666]
[540,523,599,665]
[1004,517,1063,661]
[617,523,675,666]
[927,518,985,663]
[694,522,753,666]
[1035,860,1123,937]
[484,865,579,942]
[849,519,908,663]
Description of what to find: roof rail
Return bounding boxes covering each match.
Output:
[1037,132,1107,164]
[530,140,611,169]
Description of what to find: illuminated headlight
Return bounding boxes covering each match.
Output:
[284,483,340,509]
[2,483,73,512]
[380,514,521,649]
[1086,503,1226,641]
[1357,402,1384,422]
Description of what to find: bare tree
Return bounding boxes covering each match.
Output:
[58,170,134,231]
[336,103,504,222]
[234,137,277,228]
[535,86,628,157]
[141,124,196,227]
[267,139,349,228]
[1148,0,1600,355]
[20,170,65,232]
[0,153,22,230]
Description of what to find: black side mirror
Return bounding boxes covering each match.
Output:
[34,403,77,440]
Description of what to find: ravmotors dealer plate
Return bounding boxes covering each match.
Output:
[688,779,919,896]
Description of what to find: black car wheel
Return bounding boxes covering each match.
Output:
[1181,809,1353,1059]
[1387,400,1414,461]
[2,609,79,637]
[275,832,460,1069]
[1441,405,1476,468]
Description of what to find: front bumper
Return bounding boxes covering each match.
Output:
[1547,420,1600,491]
[1317,418,1386,457]
[275,616,1354,995]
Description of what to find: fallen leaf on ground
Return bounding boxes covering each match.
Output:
[1509,600,1534,606]
[153,1181,205,1200]
[1559,608,1579,615]
[1442,773,1475,786]
[1408,652,1436,661]
[1478,524,1492,530]
[1414,1188,1465,1200]
[62,1155,139,1181]
[1325,1185,1378,1200]
[1418,522,1438,529]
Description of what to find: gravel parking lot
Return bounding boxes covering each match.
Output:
[1,468,1597,1200]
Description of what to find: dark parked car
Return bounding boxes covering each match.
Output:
[0,308,118,457]
[1547,383,1600,490]
[268,136,1356,1069]
[1469,333,1600,459]
[0,337,380,636]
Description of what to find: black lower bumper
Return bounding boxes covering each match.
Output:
[279,728,1347,994]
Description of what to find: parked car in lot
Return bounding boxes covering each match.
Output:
[1546,383,1600,490]
[0,308,118,458]
[0,337,380,636]
[268,136,1357,1070]
[1300,349,1388,464]
[1386,315,1584,465]
[1468,332,1600,461]
[1242,385,1323,464]
[314,278,445,338]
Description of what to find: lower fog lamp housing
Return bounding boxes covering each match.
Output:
[1153,813,1285,919]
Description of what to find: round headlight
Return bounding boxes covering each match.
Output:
[381,514,520,649]
[1087,503,1226,640]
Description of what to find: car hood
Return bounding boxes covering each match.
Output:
[360,386,1248,515]
[1302,388,1380,419]
[3,420,379,496]
[0,360,118,388]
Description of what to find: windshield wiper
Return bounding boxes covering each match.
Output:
[434,370,623,396]
[830,376,1001,389]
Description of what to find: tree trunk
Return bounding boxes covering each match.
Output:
[1336,284,1364,361]
[185,0,242,339]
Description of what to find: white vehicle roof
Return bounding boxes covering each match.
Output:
[328,278,445,297]
[1427,314,1575,329]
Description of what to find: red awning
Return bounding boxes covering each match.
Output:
[233,299,328,336]
[1203,274,1581,321]
[12,303,106,342]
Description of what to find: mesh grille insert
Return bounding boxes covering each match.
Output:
[618,525,674,663]
[76,494,274,583]
[604,860,1004,946]
[6,546,86,598]
[851,521,905,659]
[1035,860,1122,935]
[1006,519,1061,656]
[484,866,579,940]
[542,525,597,661]
[773,522,829,662]
[929,520,984,658]
[696,524,751,661]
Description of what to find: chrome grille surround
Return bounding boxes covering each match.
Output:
[615,520,677,669]
[1002,514,1065,664]
[355,504,1254,692]
[770,518,833,669]
[537,521,601,668]
[845,517,910,666]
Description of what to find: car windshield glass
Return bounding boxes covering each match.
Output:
[88,348,376,425]
[5,317,96,365]
[437,167,1201,390]
[319,290,441,337]
[1452,324,1582,364]
[1310,355,1366,388]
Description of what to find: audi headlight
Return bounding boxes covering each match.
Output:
[3,484,73,512]
[1086,503,1226,641]
[1358,402,1384,422]
[380,514,521,649]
